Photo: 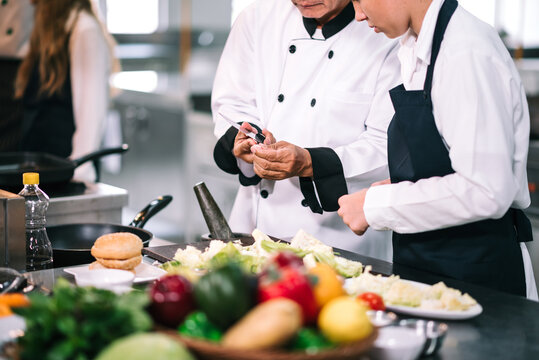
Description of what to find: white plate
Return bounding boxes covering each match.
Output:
[345,278,483,320]
[0,314,25,345]
[64,262,166,283]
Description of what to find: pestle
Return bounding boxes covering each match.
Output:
[193,182,235,240]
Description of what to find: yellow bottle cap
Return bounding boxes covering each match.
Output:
[23,172,39,185]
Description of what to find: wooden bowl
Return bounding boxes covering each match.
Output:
[160,328,378,360]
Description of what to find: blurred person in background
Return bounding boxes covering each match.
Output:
[0,0,33,151]
[15,0,119,182]
[212,0,400,260]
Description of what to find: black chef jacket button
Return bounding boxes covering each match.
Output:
[301,199,309,207]
[311,98,316,107]
[260,190,269,199]
[6,28,13,35]
[278,94,284,102]
[289,45,296,54]
[328,50,334,59]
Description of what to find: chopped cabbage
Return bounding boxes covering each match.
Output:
[164,228,362,278]
[173,245,204,269]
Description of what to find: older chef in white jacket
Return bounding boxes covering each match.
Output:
[212,0,400,260]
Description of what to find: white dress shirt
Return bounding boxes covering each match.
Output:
[363,0,537,300]
[213,0,401,260]
[67,10,112,181]
[365,0,530,232]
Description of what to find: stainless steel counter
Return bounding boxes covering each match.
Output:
[47,182,128,226]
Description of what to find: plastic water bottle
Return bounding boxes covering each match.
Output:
[18,172,53,271]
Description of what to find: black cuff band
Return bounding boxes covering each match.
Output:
[213,124,262,186]
[299,177,323,214]
[306,147,348,212]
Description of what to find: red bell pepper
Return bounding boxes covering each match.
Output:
[258,264,318,324]
[272,252,304,269]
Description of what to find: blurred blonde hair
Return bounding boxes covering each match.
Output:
[15,0,119,98]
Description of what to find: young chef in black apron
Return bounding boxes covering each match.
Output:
[14,0,115,181]
[0,0,33,151]
[339,0,537,298]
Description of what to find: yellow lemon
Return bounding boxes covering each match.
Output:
[308,263,345,308]
[318,296,372,344]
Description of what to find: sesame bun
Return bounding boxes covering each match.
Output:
[95,255,142,271]
[89,261,136,273]
[91,232,143,260]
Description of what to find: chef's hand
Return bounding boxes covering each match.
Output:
[251,141,313,180]
[338,189,369,236]
[372,178,391,187]
[232,123,275,163]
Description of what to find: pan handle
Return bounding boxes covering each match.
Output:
[129,195,173,229]
[71,144,129,167]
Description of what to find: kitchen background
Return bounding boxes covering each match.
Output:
[88,0,539,287]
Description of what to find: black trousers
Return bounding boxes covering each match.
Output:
[0,58,23,152]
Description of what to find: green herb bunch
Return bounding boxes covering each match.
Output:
[13,278,152,360]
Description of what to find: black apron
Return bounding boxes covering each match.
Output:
[387,0,531,296]
[20,37,75,158]
[0,58,23,151]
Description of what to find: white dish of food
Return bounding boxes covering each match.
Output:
[383,279,483,320]
[345,272,482,320]
[64,263,166,284]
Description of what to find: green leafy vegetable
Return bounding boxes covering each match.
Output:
[13,278,152,360]
[260,239,308,257]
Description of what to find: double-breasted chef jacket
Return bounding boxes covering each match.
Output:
[212,0,401,260]
[364,0,537,299]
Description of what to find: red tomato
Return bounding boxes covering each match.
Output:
[357,292,386,311]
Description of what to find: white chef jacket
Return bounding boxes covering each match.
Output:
[0,0,33,58]
[67,10,112,181]
[212,0,400,260]
[363,0,537,300]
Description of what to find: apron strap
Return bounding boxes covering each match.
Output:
[423,0,459,97]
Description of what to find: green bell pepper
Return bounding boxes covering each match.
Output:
[193,262,256,330]
[178,311,222,342]
[291,328,334,353]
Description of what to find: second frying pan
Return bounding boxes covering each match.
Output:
[0,144,129,187]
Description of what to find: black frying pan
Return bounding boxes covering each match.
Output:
[0,144,129,187]
[47,195,173,268]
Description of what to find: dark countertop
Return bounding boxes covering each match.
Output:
[23,242,539,359]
